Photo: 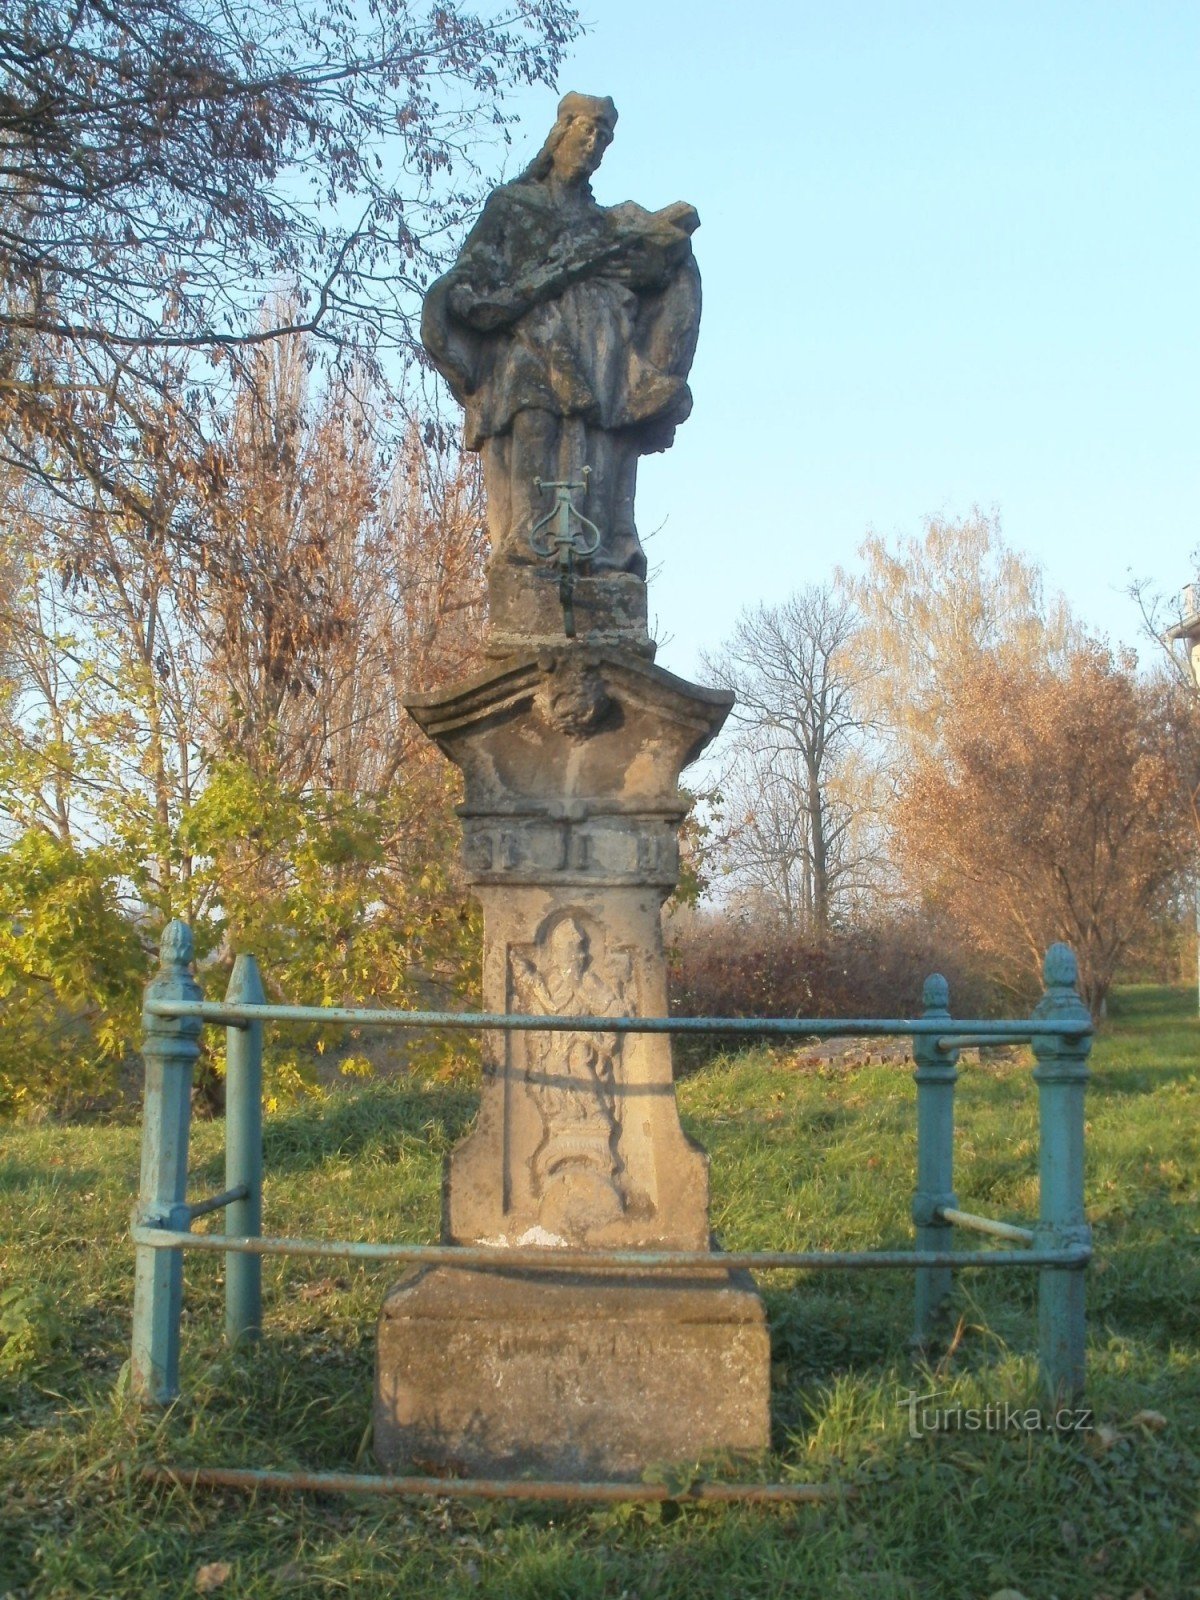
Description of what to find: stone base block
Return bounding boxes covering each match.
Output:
[487,566,654,658]
[374,1266,770,1481]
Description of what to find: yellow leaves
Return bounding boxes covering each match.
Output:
[0,389,492,1118]
[0,833,147,1113]
[338,1053,374,1079]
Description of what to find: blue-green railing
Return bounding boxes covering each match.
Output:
[130,923,1093,1495]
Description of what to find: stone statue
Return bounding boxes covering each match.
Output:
[421,91,701,588]
[377,97,769,1482]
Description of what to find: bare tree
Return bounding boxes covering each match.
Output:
[703,584,882,937]
[0,0,578,549]
[196,336,487,788]
[0,333,488,921]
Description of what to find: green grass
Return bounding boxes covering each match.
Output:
[1,986,1198,1599]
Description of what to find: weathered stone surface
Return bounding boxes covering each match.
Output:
[486,566,653,659]
[453,886,710,1250]
[421,91,700,647]
[373,639,774,1477]
[405,649,731,1251]
[375,1267,770,1480]
[376,93,769,1484]
[406,648,731,828]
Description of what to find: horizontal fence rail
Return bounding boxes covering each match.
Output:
[130,925,1094,1501]
[143,997,1091,1042]
[130,1227,1090,1272]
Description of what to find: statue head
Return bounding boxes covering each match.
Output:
[546,916,589,983]
[522,92,617,186]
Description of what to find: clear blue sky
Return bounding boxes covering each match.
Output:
[484,0,1199,681]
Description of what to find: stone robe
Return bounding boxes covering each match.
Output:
[422,179,701,573]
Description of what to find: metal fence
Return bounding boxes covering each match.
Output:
[130,922,1093,1503]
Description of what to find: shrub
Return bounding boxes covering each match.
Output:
[667,911,998,1065]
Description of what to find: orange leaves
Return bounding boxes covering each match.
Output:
[895,643,1194,1015]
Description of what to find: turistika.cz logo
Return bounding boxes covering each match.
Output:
[899,1389,1094,1440]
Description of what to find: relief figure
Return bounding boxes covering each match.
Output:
[510,912,632,1237]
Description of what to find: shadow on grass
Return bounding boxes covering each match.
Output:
[1088,1230,1200,1342]
[0,1159,103,1195]
[1088,1062,1198,1096]
[1106,984,1196,1026]
[257,1080,480,1177]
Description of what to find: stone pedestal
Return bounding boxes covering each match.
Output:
[374,645,771,1477]
[377,1267,767,1480]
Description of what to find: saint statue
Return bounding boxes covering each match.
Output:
[421,92,701,586]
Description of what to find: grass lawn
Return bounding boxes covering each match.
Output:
[1,984,1197,1599]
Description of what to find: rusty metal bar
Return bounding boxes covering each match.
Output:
[130,1226,1088,1271]
[937,1207,1036,1246]
[143,997,1091,1040]
[144,1464,846,1504]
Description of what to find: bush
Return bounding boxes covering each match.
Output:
[667,912,999,1064]
[0,1285,66,1377]
[0,833,149,1117]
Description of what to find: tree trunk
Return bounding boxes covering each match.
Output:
[808,765,829,940]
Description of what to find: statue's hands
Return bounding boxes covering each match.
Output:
[450,248,600,325]
[444,205,695,328]
[603,230,689,289]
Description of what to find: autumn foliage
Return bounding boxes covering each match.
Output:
[894,643,1195,1016]
[668,911,996,1040]
[0,337,489,1114]
[0,0,578,536]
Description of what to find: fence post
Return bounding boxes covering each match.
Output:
[911,973,959,1349]
[1030,943,1092,1407]
[131,920,203,1403]
[224,954,265,1343]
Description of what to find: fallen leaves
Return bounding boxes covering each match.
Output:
[1130,1409,1168,1433]
[1088,1410,1170,1455]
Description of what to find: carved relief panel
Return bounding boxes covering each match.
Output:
[506,908,640,1241]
